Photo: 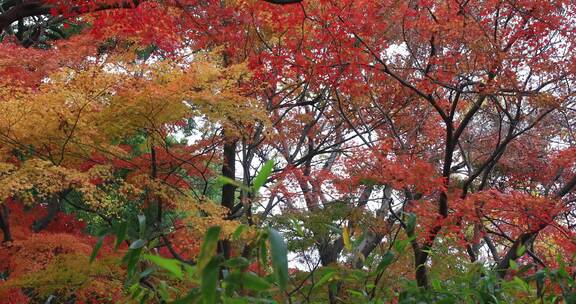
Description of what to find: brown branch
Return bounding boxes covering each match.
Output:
[0,203,13,244]
[495,174,576,277]
[555,174,576,199]
[0,0,141,34]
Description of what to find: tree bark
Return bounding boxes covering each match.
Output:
[32,195,61,232]
[219,138,237,259]
[494,174,576,277]
[0,0,301,35]
[0,204,12,243]
[0,0,142,34]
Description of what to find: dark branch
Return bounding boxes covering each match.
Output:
[0,0,141,34]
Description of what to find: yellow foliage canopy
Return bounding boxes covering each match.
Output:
[0,54,267,217]
[0,57,265,165]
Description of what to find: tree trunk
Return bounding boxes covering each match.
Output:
[317,238,344,303]
[33,196,61,232]
[219,138,237,259]
[0,204,12,243]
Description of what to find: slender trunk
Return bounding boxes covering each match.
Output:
[415,253,429,287]
[150,145,161,225]
[0,204,12,243]
[414,135,454,287]
[354,233,383,269]
[495,174,576,277]
[219,138,237,259]
[318,238,344,303]
[32,196,61,232]
[495,232,536,278]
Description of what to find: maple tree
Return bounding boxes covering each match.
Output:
[0,0,575,303]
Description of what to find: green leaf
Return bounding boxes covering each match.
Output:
[139,267,155,279]
[405,212,416,233]
[158,280,170,301]
[509,259,518,271]
[431,279,441,290]
[216,176,251,192]
[267,227,288,291]
[222,257,250,270]
[394,237,413,253]
[232,224,246,241]
[253,160,274,193]
[198,226,221,270]
[291,219,304,237]
[137,214,146,239]
[114,221,128,251]
[516,244,526,256]
[124,248,143,278]
[533,270,546,287]
[325,224,342,234]
[314,269,337,288]
[129,283,142,298]
[217,176,241,187]
[259,237,268,267]
[227,272,271,291]
[347,289,366,298]
[183,264,196,279]
[144,254,183,279]
[512,276,530,291]
[202,256,221,304]
[244,272,272,291]
[130,239,146,250]
[89,235,105,263]
[375,251,395,274]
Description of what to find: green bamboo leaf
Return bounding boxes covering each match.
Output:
[139,267,155,279]
[313,269,337,288]
[216,176,251,192]
[222,257,250,270]
[375,251,395,274]
[158,280,170,301]
[125,247,143,278]
[144,254,183,279]
[259,237,268,267]
[89,235,105,263]
[227,271,271,291]
[130,239,146,249]
[253,160,274,193]
[431,279,441,290]
[291,219,304,237]
[202,256,220,304]
[232,224,246,241]
[393,236,414,253]
[267,227,288,291]
[405,212,416,233]
[216,176,241,187]
[516,244,526,256]
[114,221,128,251]
[137,214,146,239]
[244,272,272,291]
[198,226,221,270]
[510,259,518,271]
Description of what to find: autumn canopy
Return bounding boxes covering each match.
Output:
[0,0,575,303]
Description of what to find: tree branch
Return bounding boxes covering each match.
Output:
[0,0,142,34]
